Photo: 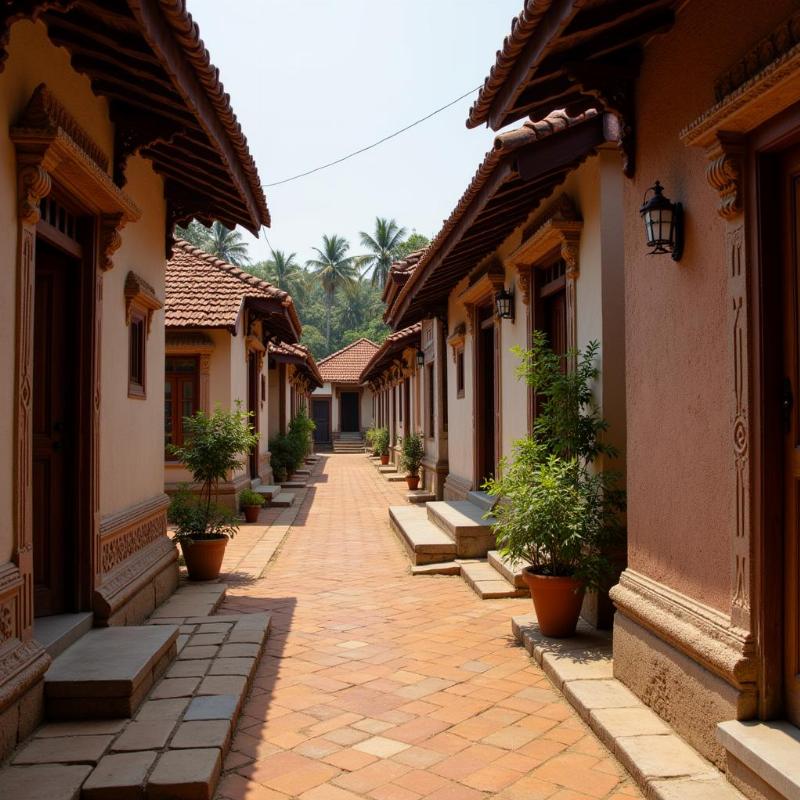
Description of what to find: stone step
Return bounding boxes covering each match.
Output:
[281,480,306,489]
[378,465,398,474]
[34,612,93,659]
[270,492,295,508]
[388,506,456,565]
[253,484,281,501]
[150,582,226,620]
[467,490,497,512]
[293,469,311,476]
[410,561,461,576]
[461,560,527,599]
[407,490,436,504]
[426,501,496,558]
[487,550,527,589]
[44,626,178,720]
[385,473,406,482]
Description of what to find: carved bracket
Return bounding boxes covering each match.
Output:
[112,108,184,186]
[565,50,642,178]
[705,132,745,220]
[18,164,51,224]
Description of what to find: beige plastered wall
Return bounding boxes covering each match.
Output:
[0,21,172,564]
[444,149,626,494]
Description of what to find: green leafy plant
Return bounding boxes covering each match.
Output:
[168,486,239,543]
[167,403,258,541]
[365,427,378,451]
[400,433,424,476]
[239,488,265,509]
[270,407,317,480]
[484,333,624,591]
[373,427,390,457]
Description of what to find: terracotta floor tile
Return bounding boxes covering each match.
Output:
[209,455,639,800]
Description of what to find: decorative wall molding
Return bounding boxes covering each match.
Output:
[99,493,170,575]
[704,133,745,220]
[0,638,50,712]
[610,569,757,691]
[124,271,163,333]
[447,323,466,363]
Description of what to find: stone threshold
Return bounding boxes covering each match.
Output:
[512,614,745,800]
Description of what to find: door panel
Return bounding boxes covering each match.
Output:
[312,399,330,443]
[32,241,76,617]
[341,392,359,432]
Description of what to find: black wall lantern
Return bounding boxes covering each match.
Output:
[495,287,514,321]
[416,349,425,369]
[640,180,683,261]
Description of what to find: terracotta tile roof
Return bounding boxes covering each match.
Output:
[39,1,270,232]
[382,249,427,305]
[466,0,676,131]
[269,341,323,388]
[386,109,608,329]
[317,338,380,384]
[361,324,422,384]
[166,240,300,338]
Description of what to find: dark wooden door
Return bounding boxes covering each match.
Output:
[247,353,259,479]
[312,399,330,443]
[782,146,800,726]
[33,240,77,617]
[476,308,497,484]
[341,392,359,432]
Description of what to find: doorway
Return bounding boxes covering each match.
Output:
[312,398,331,444]
[340,391,359,433]
[247,352,260,479]
[32,238,80,617]
[475,305,497,485]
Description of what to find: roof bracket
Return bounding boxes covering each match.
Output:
[564,50,642,178]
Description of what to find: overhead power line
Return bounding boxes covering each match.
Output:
[263,85,482,188]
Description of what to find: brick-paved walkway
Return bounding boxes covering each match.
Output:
[216,455,642,800]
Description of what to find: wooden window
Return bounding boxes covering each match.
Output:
[427,362,435,437]
[456,350,465,398]
[165,356,199,455]
[128,310,146,397]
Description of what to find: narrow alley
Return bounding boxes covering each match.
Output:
[215,454,641,800]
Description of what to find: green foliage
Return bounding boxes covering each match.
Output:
[400,433,424,476]
[270,408,316,481]
[372,427,390,457]
[365,427,378,450]
[484,336,625,590]
[239,488,265,509]
[359,217,407,289]
[168,487,239,543]
[175,220,250,266]
[394,231,430,261]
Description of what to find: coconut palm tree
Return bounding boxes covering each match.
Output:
[200,221,250,266]
[260,249,303,295]
[359,217,408,289]
[306,234,357,349]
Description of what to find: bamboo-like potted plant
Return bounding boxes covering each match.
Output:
[484,334,624,637]
[400,433,424,490]
[374,427,390,465]
[239,488,265,523]
[167,403,259,581]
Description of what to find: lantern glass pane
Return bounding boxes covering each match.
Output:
[644,214,655,245]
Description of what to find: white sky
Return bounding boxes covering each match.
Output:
[188,0,522,265]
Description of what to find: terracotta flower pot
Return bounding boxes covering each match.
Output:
[242,505,261,523]
[380,454,390,465]
[180,536,228,581]
[406,474,420,490]
[522,567,585,638]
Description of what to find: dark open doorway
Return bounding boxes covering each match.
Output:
[340,391,359,433]
[475,305,497,485]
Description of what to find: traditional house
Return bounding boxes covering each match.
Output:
[0,3,268,759]
[360,324,423,472]
[467,1,800,796]
[268,340,324,438]
[164,242,306,507]
[312,338,379,451]
[384,110,626,616]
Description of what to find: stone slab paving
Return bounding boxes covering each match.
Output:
[513,615,745,800]
[212,453,645,800]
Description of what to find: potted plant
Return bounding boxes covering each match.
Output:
[239,488,265,523]
[400,433,424,490]
[375,427,390,465]
[167,403,259,581]
[484,334,624,637]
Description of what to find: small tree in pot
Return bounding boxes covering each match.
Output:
[374,427,390,465]
[239,488,265,523]
[400,433,424,490]
[167,403,259,581]
[484,334,624,637]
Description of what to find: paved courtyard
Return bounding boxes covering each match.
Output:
[215,454,641,800]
